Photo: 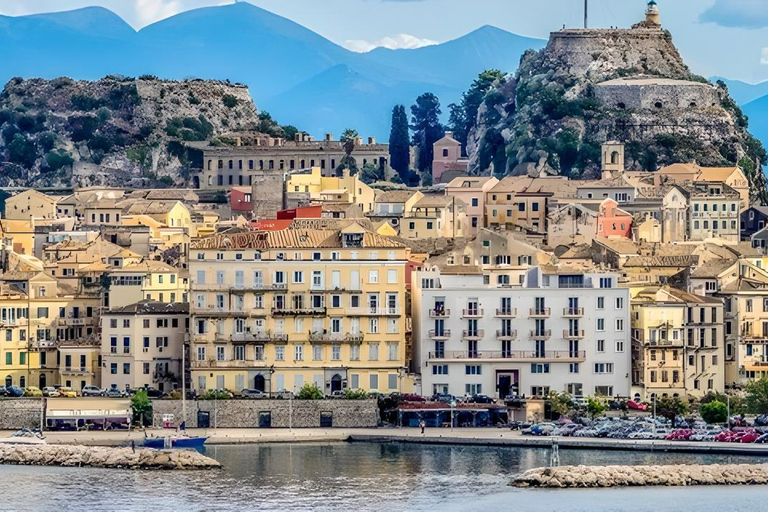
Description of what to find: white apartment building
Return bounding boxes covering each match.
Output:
[412,267,631,399]
[101,301,189,392]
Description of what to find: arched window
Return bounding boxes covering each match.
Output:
[207,160,213,170]
[19,376,25,388]
[610,151,620,164]
[4,376,11,387]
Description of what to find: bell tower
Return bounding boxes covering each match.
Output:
[601,141,625,180]
[645,0,661,27]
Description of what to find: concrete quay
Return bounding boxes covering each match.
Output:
[5,428,768,456]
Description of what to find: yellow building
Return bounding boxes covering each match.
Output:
[400,195,466,240]
[189,223,409,395]
[0,219,35,255]
[107,260,189,309]
[287,167,376,213]
[485,179,552,236]
[630,286,725,400]
[0,270,100,390]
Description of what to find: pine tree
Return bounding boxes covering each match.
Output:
[410,93,444,174]
[388,105,410,182]
[448,69,505,155]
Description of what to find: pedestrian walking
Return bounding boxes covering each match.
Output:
[419,420,426,434]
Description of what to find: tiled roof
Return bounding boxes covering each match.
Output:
[191,227,405,250]
[375,190,418,203]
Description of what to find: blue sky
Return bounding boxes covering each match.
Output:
[1,0,767,83]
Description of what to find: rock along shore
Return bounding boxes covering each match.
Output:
[0,443,220,470]
[511,464,768,488]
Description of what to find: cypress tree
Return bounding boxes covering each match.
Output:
[388,105,410,181]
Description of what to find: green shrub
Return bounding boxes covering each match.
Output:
[700,400,728,424]
[586,396,607,419]
[345,389,369,400]
[7,133,37,168]
[45,149,74,172]
[222,94,238,108]
[296,383,324,400]
[38,132,57,152]
[131,389,153,426]
[71,94,103,111]
[200,390,231,400]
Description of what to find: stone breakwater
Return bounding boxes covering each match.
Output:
[0,443,220,470]
[511,464,768,488]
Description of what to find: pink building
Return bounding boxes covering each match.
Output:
[444,176,499,236]
[432,132,469,184]
[596,198,633,238]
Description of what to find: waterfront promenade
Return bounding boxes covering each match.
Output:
[6,428,768,456]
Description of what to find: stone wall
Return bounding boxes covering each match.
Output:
[152,399,378,428]
[0,399,42,429]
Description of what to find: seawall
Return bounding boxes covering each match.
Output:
[0,443,220,470]
[512,464,768,488]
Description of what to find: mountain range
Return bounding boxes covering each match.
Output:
[0,3,544,139]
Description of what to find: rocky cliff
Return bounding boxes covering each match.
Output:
[0,76,259,188]
[468,25,768,204]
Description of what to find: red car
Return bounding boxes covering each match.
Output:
[627,400,648,411]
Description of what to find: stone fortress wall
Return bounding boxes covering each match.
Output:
[595,78,719,111]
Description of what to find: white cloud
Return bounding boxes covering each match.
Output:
[344,33,438,53]
[133,0,184,27]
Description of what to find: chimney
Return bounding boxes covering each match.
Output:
[446,131,454,139]
[325,133,333,142]
[368,137,375,145]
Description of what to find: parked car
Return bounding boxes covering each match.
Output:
[275,389,294,400]
[400,393,427,403]
[329,390,346,399]
[23,386,43,397]
[105,386,126,398]
[58,387,77,398]
[467,394,495,404]
[0,386,7,397]
[134,386,165,398]
[5,386,24,397]
[241,389,267,399]
[81,385,104,397]
[627,400,648,411]
[433,394,458,404]
[42,387,60,397]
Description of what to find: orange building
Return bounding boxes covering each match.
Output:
[596,198,633,239]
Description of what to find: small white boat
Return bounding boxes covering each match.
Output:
[0,429,47,445]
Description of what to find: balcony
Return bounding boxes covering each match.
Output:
[190,359,266,369]
[529,308,551,318]
[61,366,92,376]
[428,350,586,362]
[530,329,552,340]
[232,331,273,343]
[495,308,517,318]
[563,307,584,318]
[57,316,96,327]
[740,332,768,343]
[347,307,401,316]
[645,339,685,347]
[462,329,485,340]
[563,329,586,340]
[308,332,365,344]
[496,330,517,340]
[193,307,247,317]
[461,308,484,318]
[429,329,451,340]
[429,308,450,318]
[271,307,327,316]
[231,282,288,292]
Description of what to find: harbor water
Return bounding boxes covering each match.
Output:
[0,442,763,511]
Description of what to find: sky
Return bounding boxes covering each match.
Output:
[1,0,768,83]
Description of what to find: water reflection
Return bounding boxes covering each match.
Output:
[0,443,763,511]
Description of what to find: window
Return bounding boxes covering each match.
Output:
[197,346,206,361]
[569,363,580,374]
[597,297,605,309]
[432,365,449,375]
[465,365,482,375]
[123,363,130,375]
[368,342,379,361]
[615,297,624,309]
[110,363,117,374]
[594,363,614,374]
[370,374,379,390]
[293,271,304,284]
[615,319,624,331]
[331,345,341,361]
[596,339,605,352]
[388,342,398,361]
[531,363,550,374]
[387,269,398,284]
[275,346,285,361]
[615,340,625,352]
[368,270,379,284]
[597,319,605,331]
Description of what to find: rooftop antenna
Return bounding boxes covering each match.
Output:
[584,0,588,28]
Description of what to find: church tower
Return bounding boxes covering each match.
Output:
[645,0,661,27]
[601,141,625,180]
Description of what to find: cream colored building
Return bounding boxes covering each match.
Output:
[4,190,57,221]
[188,224,410,395]
[630,286,725,400]
[101,301,188,393]
[400,195,466,240]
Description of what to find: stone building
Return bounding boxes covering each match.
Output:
[188,133,390,191]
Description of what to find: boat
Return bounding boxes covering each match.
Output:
[143,345,208,450]
[0,428,46,445]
